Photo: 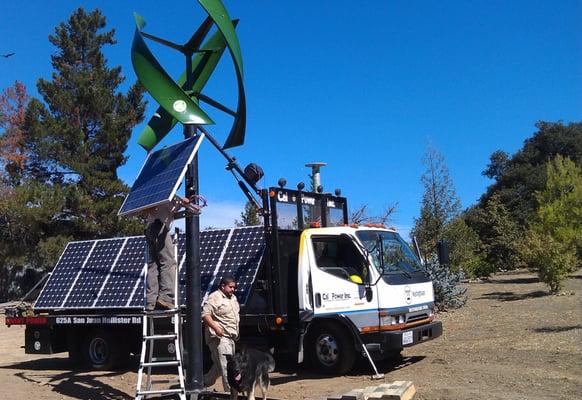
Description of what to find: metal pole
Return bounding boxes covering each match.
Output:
[184,53,204,397]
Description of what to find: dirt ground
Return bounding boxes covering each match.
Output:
[1,269,581,400]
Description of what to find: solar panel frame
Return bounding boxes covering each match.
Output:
[118,134,205,217]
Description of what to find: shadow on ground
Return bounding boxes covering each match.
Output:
[486,277,540,285]
[271,355,425,385]
[2,358,133,400]
[533,325,582,334]
[478,290,548,302]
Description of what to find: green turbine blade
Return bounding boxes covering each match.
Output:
[131,13,214,143]
[198,0,246,149]
[137,20,238,152]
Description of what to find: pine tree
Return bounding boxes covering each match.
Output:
[235,201,261,226]
[411,145,461,258]
[0,8,145,299]
[24,8,145,239]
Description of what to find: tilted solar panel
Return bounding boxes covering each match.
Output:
[118,135,204,216]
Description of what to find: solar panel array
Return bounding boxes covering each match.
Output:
[34,226,265,310]
[118,135,204,216]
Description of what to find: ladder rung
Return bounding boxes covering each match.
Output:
[144,334,177,340]
[149,378,181,384]
[142,360,180,367]
[137,388,184,395]
[144,309,179,317]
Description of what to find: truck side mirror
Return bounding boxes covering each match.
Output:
[437,239,450,266]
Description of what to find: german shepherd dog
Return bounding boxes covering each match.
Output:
[227,348,275,400]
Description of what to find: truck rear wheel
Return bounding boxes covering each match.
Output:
[83,330,124,370]
[306,323,355,375]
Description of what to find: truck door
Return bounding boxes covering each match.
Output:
[308,234,379,330]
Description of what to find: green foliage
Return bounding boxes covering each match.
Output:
[420,260,467,311]
[469,121,582,277]
[479,121,582,227]
[519,230,577,293]
[519,155,582,292]
[442,216,485,277]
[235,201,261,226]
[0,8,146,300]
[411,145,461,258]
[535,155,582,255]
[465,195,524,275]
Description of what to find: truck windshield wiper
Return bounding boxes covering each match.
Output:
[387,262,412,279]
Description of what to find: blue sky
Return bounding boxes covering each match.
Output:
[1,1,580,237]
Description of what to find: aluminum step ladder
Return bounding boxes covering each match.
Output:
[136,307,185,400]
[136,232,185,400]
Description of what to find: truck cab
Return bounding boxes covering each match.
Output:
[244,187,442,374]
[297,226,440,373]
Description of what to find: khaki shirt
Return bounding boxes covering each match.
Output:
[202,289,240,339]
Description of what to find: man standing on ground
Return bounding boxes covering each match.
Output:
[202,274,240,392]
[145,196,192,311]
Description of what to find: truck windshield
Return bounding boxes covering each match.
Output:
[355,230,422,275]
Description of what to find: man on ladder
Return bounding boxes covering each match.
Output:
[136,195,203,400]
[144,196,192,311]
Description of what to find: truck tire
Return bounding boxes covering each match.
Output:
[306,323,356,375]
[82,330,121,370]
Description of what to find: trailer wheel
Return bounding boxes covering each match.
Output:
[306,323,355,375]
[83,330,120,370]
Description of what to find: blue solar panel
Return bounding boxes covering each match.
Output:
[97,237,146,308]
[64,239,125,308]
[213,226,265,304]
[177,228,231,304]
[34,226,265,311]
[35,241,95,309]
[118,135,204,216]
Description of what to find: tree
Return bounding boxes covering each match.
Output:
[535,155,582,255]
[235,201,261,226]
[0,81,30,185]
[22,7,145,239]
[0,8,145,300]
[442,216,484,277]
[411,145,461,258]
[478,121,582,227]
[482,150,509,180]
[520,155,582,292]
[465,195,523,274]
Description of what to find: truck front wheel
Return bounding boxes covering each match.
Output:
[83,330,123,370]
[306,323,355,375]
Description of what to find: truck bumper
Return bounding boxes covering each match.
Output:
[361,320,442,355]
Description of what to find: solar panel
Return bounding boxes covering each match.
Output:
[34,226,265,311]
[35,241,95,309]
[96,237,147,308]
[118,134,204,216]
[177,228,232,304]
[64,238,125,308]
[210,226,265,304]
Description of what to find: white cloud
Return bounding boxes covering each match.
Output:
[173,199,244,231]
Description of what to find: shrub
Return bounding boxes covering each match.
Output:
[421,260,467,311]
